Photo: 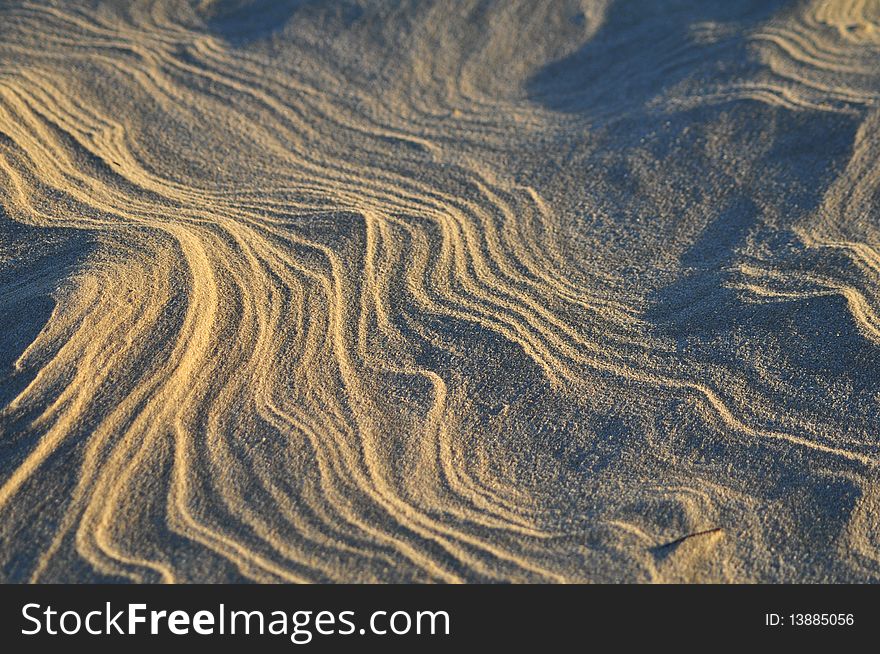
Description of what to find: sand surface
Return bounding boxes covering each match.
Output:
[1,0,879,583]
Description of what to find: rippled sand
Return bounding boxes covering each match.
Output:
[1,0,879,583]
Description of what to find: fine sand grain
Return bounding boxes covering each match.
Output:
[1,0,879,582]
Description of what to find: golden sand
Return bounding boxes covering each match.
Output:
[1,0,879,582]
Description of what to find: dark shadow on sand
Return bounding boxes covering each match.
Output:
[0,209,94,408]
[200,0,363,45]
[526,0,790,115]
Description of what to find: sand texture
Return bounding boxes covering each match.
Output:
[1,0,879,583]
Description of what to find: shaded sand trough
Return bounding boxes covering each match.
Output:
[1,0,880,582]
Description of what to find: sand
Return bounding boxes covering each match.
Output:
[0,0,878,583]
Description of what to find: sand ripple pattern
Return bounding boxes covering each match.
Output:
[0,1,879,582]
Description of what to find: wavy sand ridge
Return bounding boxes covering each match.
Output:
[0,0,879,582]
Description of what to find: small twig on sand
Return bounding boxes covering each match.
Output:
[656,527,724,550]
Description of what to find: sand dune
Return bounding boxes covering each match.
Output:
[1,0,879,582]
